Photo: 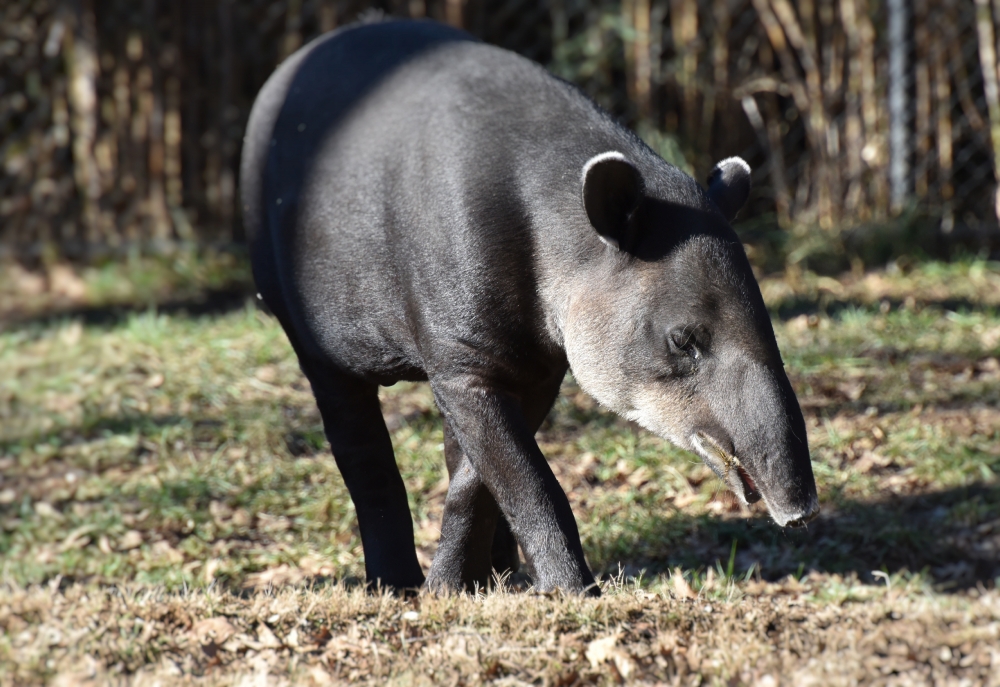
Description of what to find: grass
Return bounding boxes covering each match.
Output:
[1,255,999,684]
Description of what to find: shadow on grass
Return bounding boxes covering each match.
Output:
[591,482,1000,591]
[771,295,999,321]
[0,414,189,455]
[1,286,254,330]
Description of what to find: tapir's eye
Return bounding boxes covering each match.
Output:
[668,324,710,360]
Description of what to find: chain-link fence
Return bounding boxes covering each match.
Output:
[2,0,999,262]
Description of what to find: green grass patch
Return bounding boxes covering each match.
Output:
[1,260,998,597]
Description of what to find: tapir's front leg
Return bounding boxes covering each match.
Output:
[430,375,597,594]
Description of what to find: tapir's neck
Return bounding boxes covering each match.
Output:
[533,226,625,355]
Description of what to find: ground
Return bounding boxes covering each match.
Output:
[0,253,998,685]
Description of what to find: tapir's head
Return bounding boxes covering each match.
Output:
[561,151,818,527]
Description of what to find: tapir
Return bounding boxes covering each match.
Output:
[240,19,819,595]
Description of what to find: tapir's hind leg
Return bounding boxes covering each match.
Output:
[300,360,425,591]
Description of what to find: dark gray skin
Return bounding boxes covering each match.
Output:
[241,19,819,595]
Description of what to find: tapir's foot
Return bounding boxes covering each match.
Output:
[423,568,464,594]
[366,570,426,597]
[521,553,600,597]
[529,573,602,597]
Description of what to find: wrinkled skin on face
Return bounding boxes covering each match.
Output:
[563,158,819,528]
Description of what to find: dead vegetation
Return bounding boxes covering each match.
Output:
[3,576,999,686]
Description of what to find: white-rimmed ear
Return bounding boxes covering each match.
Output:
[707,157,751,222]
[582,151,644,249]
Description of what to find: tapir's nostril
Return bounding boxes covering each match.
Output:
[782,500,820,528]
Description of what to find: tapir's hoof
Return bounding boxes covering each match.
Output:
[530,582,601,598]
[368,575,426,597]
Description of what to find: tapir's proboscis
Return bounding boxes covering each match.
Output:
[241,19,819,595]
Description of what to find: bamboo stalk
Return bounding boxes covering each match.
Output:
[699,0,730,166]
[750,0,810,118]
[838,0,865,216]
[753,0,826,226]
[914,0,930,200]
[821,0,840,97]
[993,0,1000,76]
[320,0,339,29]
[741,94,791,224]
[934,5,954,232]
[949,39,986,135]
[164,76,181,211]
[769,0,831,227]
[218,0,235,237]
[975,0,1000,224]
[887,0,908,214]
[669,0,698,147]
[283,0,303,59]
[856,0,885,215]
[66,0,102,246]
[446,0,464,28]
[821,0,843,221]
[634,0,652,120]
[624,0,637,106]
[650,0,667,88]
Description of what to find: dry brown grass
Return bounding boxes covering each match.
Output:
[2,576,998,686]
[0,575,1000,685]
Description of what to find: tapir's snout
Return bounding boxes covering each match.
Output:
[689,355,820,529]
[692,429,819,527]
[775,498,820,528]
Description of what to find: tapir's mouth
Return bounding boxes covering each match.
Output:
[692,433,762,506]
[735,465,762,503]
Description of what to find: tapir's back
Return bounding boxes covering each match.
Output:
[241,20,657,381]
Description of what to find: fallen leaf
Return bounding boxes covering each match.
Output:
[255,623,282,649]
[117,530,143,550]
[59,321,83,347]
[671,568,696,599]
[304,665,333,685]
[49,265,86,300]
[299,555,334,577]
[613,652,635,679]
[193,617,237,647]
[35,502,64,520]
[231,508,252,528]
[586,634,619,668]
[209,500,233,524]
[627,465,652,488]
[257,512,291,532]
[673,492,699,509]
[204,558,223,583]
[585,633,635,679]
[254,365,278,382]
[150,540,184,565]
[242,564,305,590]
[59,525,96,551]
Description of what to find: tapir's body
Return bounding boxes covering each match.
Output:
[242,19,818,594]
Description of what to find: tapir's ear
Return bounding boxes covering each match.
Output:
[706,157,751,222]
[582,151,644,250]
